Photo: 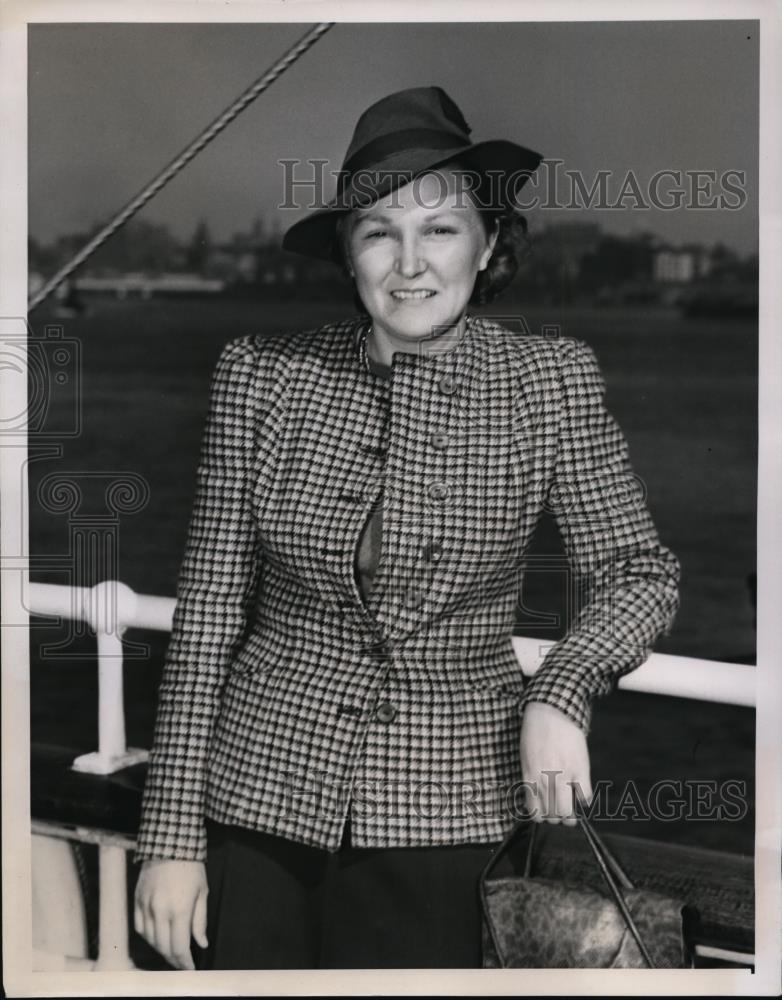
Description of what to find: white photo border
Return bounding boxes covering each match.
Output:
[2,1,780,996]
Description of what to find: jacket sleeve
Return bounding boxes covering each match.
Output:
[518,338,681,735]
[134,336,263,862]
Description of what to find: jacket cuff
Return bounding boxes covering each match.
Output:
[133,827,208,866]
[518,673,593,735]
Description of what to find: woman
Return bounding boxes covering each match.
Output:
[133,86,680,970]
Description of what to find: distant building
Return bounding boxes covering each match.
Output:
[206,240,261,284]
[653,243,711,283]
[204,221,318,287]
[75,272,225,298]
[546,221,602,248]
[541,222,602,281]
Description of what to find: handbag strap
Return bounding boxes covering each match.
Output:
[480,815,529,884]
[577,810,635,891]
[575,805,657,968]
[523,821,536,877]
[523,811,636,891]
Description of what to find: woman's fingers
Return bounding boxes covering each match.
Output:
[541,769,572,824]
[143,905,192,970]
[133,859,208,968]
[134,890,158,954]
[572,771,593,810]
[141,901,197,969]
[133,898,145,937]
[519,702,594,824]
[525,770,585,824]
[192,885,209,950]
[558,776,578,827]
[523,777,544,822]
[142,911,157,954]
[152,913,172,967]
[169,911,196,970]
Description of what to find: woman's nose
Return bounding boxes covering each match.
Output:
[395,236,426,277]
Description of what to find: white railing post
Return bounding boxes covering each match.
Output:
[71,580,148,775]
[97,630,128,763]
[94,844,135,971]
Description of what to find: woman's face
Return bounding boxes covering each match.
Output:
[344,168,498,348]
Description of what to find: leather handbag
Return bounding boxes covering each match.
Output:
[480,808,698,969]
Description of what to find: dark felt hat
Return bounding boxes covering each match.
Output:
[281,85,543,263]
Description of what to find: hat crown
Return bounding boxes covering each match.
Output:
[344,86,472,163]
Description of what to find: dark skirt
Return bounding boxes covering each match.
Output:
[195,818,501,970]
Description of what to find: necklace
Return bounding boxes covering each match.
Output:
[361,319,372,373]
[358,313,473,373]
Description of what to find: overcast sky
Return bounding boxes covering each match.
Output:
[28,19,759,254]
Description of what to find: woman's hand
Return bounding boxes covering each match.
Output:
[134,859,208,970]
[519,702,593,825]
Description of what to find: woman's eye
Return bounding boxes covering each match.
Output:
[361,225,455,240]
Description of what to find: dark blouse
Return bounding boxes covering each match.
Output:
[353,351,391,602]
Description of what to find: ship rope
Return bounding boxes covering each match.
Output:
[28,21,335,313]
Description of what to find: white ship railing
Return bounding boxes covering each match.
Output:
[27,579,756,971]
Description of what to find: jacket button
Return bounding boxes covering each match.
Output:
[404,587,425,609]
[428,482,449,503]
[430,432,449,450]
[365,639,394,660]
[438,375,458,395]
[422,541,443,563]
[375,701,397,724]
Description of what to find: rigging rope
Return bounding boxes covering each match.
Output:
[28,21,335,313]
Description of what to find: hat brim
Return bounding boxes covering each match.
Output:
[281,139,543,263]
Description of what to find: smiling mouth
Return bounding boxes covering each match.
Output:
[390,289,437,301]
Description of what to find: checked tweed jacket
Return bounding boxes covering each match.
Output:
[135,312,680,861]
